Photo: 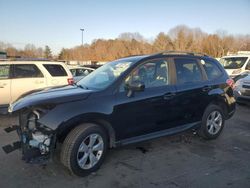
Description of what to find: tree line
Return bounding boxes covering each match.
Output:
[1,25,250,61]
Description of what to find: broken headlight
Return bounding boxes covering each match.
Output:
[20,108,55,162]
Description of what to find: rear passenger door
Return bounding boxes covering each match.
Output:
[173,57,207,125]
[11,64,46,102]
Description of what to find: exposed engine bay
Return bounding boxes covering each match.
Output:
[2,108,55,163]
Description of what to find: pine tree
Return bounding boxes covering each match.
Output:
[58,48,66,60]
[44,45,52,59]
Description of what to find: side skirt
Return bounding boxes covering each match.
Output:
[115,122,201,147]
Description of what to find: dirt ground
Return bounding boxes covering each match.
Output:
[0,105,249,188]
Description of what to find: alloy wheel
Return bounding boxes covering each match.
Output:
[77,133,104,170]
[206,110,223,135]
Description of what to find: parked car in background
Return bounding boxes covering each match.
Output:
[233,71,250,105]
[0,60,73,113]
[220,51,250,78]
[81,64,102,69]
[68,66,95,82]
[4,51,236,177]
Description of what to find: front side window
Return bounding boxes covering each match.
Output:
[200,59,222,80]
[220,57,248,69]
[175,58,203,84]
[0,65,10,79]
[123,59,169,90]
[43,64,67,77]
[13,64,43,78]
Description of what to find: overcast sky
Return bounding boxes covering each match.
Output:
[1,0,250,53]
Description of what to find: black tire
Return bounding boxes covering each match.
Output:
[198,104,225,140]
[60,123,108,177]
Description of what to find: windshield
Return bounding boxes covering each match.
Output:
[77,60,135,90]
[220,57,248,69]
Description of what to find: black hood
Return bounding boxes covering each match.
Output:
[9,85,93,113]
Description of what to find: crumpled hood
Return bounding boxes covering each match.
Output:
[9,85,93,113]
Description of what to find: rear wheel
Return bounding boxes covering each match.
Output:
[60,123,108,176]
[198,104,225,140]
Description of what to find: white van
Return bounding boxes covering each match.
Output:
[220,51,250,78]
[0,60,73,113]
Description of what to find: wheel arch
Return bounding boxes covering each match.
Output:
[56,113,116,148]
[207,95,229,119]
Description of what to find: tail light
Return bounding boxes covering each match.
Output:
[226,78,235,89]
[67,78,74,85]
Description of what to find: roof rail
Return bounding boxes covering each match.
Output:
[153,50,209,57]
[0,58,53,61]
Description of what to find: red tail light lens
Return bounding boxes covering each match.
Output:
[226,78,235,89]
[67,78,74,85]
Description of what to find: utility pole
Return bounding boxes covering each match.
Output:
[80,28,84,46]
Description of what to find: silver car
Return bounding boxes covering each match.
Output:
[68,66,95,82]
[234,71,250,104]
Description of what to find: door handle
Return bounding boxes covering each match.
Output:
[163,92,176,100]
[34,80,44,84]
[202,86,211,92]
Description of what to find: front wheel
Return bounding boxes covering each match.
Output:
[60,123,108,176]
[198,104,225,140]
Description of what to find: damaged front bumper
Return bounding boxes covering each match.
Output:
[2,110,56,164]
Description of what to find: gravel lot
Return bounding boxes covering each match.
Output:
[0,105,249,188]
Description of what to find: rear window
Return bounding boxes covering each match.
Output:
[175,58,203,84]
[43,64,67,77]
[13,64,43,78]
[200,59,222,80]
[0,65,10,79]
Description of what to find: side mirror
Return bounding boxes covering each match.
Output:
[125,81,145,97]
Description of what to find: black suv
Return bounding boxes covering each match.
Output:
[4,51,236,176]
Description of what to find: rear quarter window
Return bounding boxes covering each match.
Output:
[201,59,223,80]
[43,64,67,77]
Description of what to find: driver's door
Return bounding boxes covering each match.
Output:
[112,59,177,141]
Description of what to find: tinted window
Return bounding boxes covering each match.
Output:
[0,65,10,79]
[124,59,169,89]
[13,64,43,78]
[175,58,202,84]
[43,64,67,77]
[201,59,222,80]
